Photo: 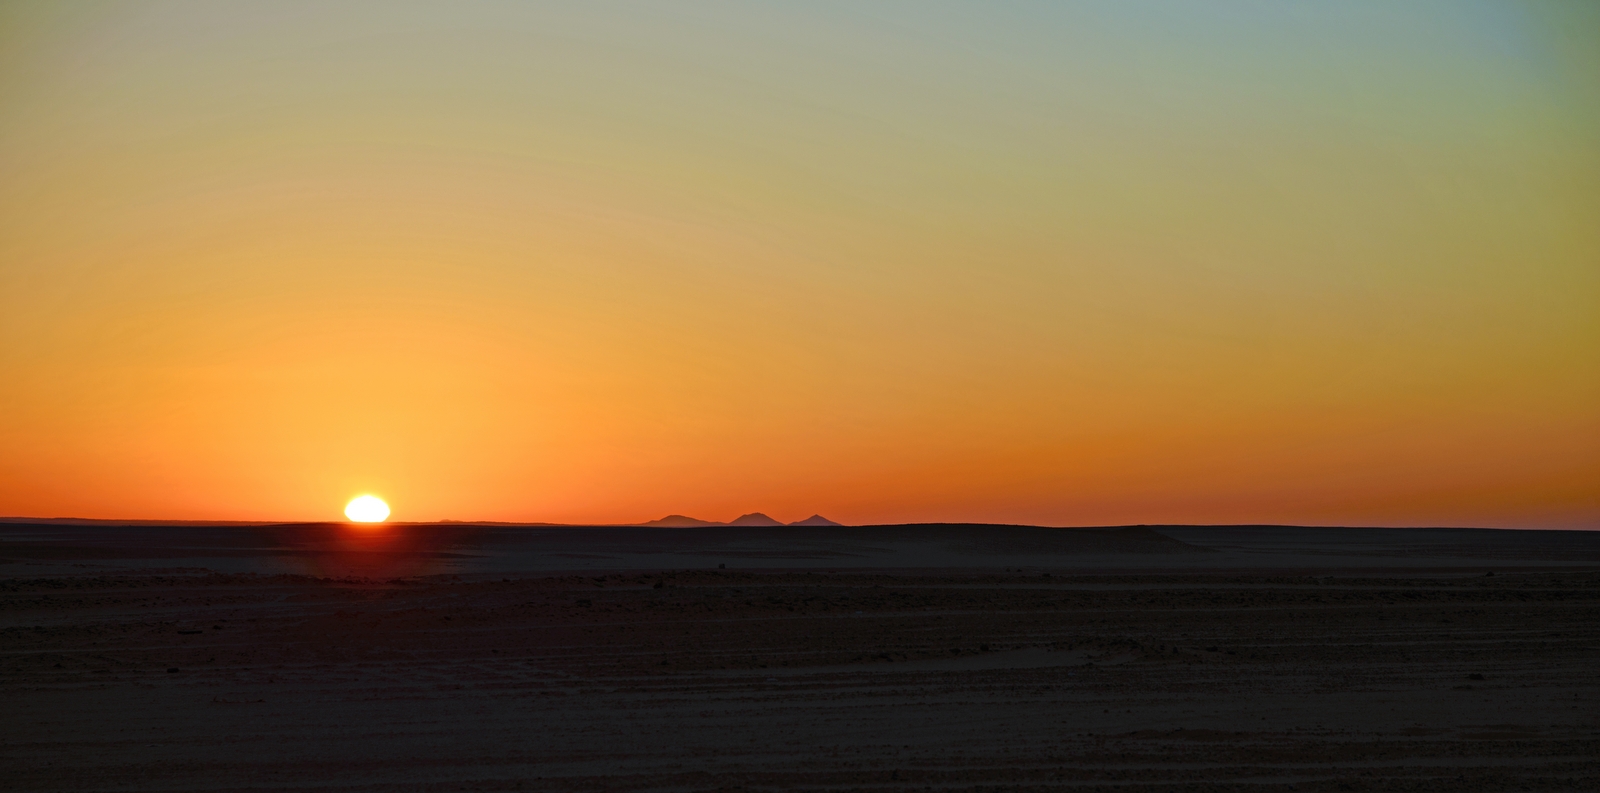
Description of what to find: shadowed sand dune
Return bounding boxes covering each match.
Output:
[2,521,1597,791]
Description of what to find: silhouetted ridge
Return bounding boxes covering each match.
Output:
[728,512,784,527]
[789,514,843,526]
[640,514,721,527]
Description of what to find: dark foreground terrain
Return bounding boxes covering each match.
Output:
[3,522,1598,791]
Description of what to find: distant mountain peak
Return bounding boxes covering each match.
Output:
[637,512,840,528]
[640,514,720,527]
[789,514,843,527]
[727,512,784,527]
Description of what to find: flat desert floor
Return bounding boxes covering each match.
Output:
[2,522,1597,791]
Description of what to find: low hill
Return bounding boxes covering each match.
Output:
[639,514,722,527]
[728,512,785,527]
[789,514,843,526]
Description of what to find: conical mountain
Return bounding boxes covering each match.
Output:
[788,514,843,527]
[727,512,784,527]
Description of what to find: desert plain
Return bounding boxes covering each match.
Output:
[2,521,1597,791]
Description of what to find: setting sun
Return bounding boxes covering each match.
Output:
[344,495,391,523]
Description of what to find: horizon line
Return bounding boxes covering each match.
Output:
[0,516,1591,532]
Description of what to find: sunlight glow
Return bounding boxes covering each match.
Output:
[344,495,391,523]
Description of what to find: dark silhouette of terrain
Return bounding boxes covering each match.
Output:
[635,512,840,528]
[789,514,843,526]
[637,514,720,527]
[2,520,1597,791]
[727,512,784,526]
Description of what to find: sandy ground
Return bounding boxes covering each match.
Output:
[2,522,1597,791]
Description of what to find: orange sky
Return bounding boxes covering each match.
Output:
[1,2,1596,527]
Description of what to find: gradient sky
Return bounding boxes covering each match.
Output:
[2,1,1596,527]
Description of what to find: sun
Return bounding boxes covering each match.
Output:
[344,495,391,523]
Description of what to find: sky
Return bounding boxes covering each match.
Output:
[1,1,1596,527]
